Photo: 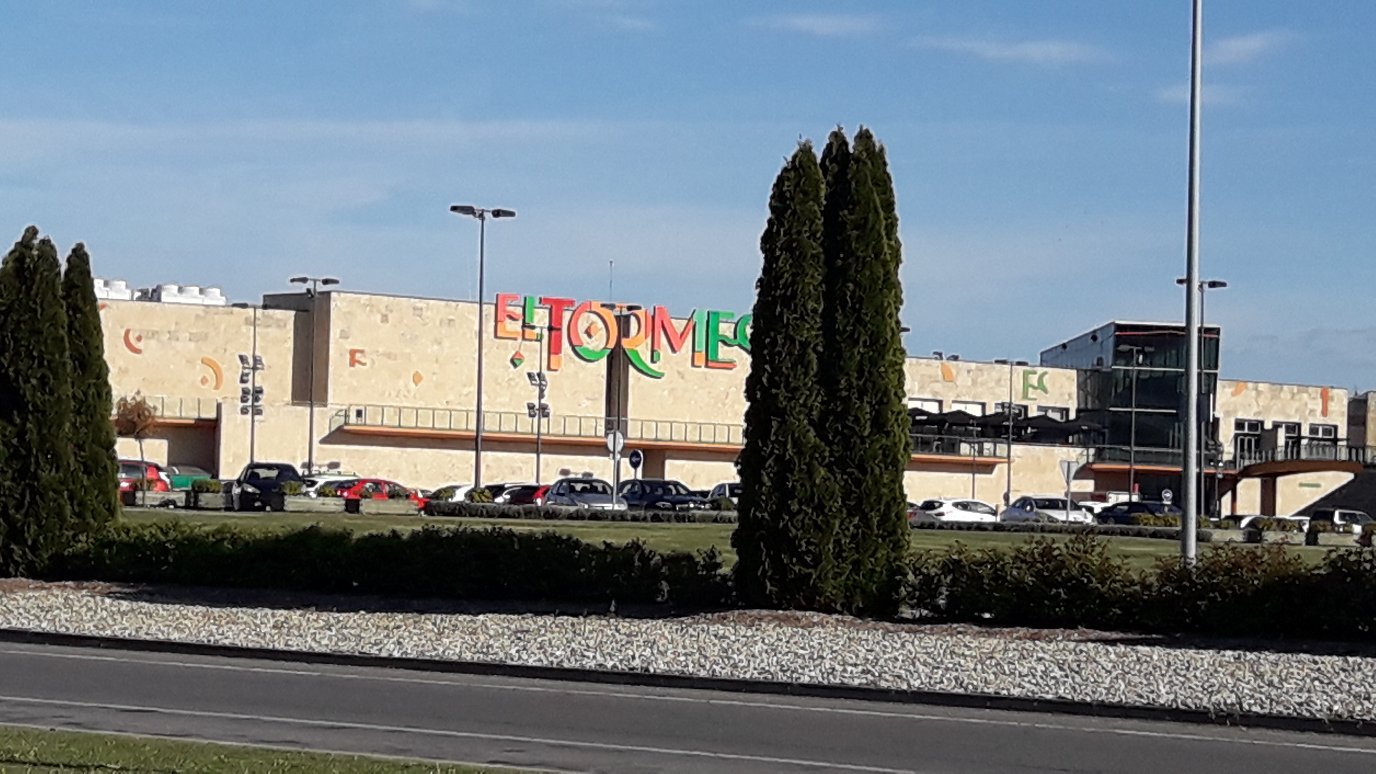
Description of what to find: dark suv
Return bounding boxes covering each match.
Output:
[1096,500,1183,525]
[231,462,303,511]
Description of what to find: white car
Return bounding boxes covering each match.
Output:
[708,482,741,507]
[301,474,358,497]
[910,498,998,524]
[1000,495,1093,525]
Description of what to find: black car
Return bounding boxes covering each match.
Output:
[231,462,303,511]
[1096,500,1183,525]
[617,478,710,512]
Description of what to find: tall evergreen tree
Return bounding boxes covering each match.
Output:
[63,243,120,533]
[819,128,910,615]
[734,143,843,610]
[0,229,77,576]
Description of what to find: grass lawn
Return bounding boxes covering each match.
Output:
[122,508,1337,570]
[0,724,507,773]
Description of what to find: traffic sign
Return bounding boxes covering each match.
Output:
[628,449,643,470]
[606,430,625,454]
[1162,488,1174,504]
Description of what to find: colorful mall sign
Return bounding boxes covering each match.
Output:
[494,294,751,380]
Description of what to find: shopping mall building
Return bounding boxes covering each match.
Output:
[97,280,1376,516]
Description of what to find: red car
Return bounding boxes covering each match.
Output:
[335,478,428,510]
[119,460,171,494]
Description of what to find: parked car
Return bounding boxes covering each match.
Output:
[617,478,710,511]
[164,464,213,491]
[531,485,551,506]
[708,482,742,507]
[1307,508,1373,534]
[302,474,358,497]
[544,477,626,510]
[118,460,171,494]
[494,483,542,505]
[334,478,428,509]
[230,462,303,511]
[910,498,998,524]
[429,482,514,504]
[1095,500,1184,525]
[999,496,1093,524]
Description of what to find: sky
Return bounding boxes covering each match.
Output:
[3,1,1374,390]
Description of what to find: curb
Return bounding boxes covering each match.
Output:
[0,627,1371,737]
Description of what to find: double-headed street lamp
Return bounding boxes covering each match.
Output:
[993,358,1030,507]
[289,275,339,475]
[522,322,551,485]
[1177,276,1228,517]
[449,204,516,488]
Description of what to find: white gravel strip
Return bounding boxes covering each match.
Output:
[1,584,1373,722]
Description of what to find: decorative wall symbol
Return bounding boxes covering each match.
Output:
[1231,382,1248,397]
[939,362,955,383]
[509,350,525,368]
[98,302,108,312]
[348,348,367,367]
[198,357,224,390]
[122,329,144,354]
[1321,387,1331,418]
[412,370,424,386]
[1020,370,1049,400]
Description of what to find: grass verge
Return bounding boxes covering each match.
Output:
[0,724,508,772]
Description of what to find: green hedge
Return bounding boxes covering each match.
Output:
[909,534,1376,639]
[909,520,1212,543]
[44,522,731,608]
[425,501,739,524]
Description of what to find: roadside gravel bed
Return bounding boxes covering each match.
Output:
[0,582,1372,722]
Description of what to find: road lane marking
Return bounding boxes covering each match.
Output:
[2,644,1374,756]
[0,694,915,773]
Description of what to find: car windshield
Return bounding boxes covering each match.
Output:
[727,484,742,496]
[245,466,301,482]
[1032,498,1074,510]
[644,481,691,496]
[505,485,539,496]
[919,501,942,511]
[119,463,146,477]
[173,465,208,476]
[568,480,611,495]
[1348,512,1373,524]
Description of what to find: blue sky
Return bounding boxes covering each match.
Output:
[4,1,1374,389]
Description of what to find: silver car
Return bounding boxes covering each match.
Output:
[999,495,1093,525]
[544,477,628,511]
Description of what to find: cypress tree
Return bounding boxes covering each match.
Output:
[819,127,910,615]
[733,142,843,610]
[0,229,77,576]
[849,127,911,614]
[63,243,120,533]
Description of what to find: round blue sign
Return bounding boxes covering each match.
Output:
[628,449,644,470]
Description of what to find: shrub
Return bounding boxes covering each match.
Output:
[709,496,736,512]
[281,481,303,496]
[464,487,494,504]
[424,501,739,524]
[1248,518,1304,533]
[908,520,1210,543]
[1143,543,1315,635]
[190,479,223,494]
[386,484,411,500]
[45,522,731,608]
[1129,514,1211,530]
[317,486,339,498]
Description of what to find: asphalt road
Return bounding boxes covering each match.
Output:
[0,642,1373,773]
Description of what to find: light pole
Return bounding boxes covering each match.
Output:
[231,303,263,465]
[607,306,642,507]
[1180,0,1205,565]
[289,275,339,474]
[522,322,550,485]
[1177,276,1227,516]
[1116,344,1154,502]
[996,358,1029,507]
[449,204,516,488]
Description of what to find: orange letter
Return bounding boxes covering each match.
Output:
[494,293,523,340]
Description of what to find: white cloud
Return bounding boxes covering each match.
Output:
[918,36,1110,66]
[1208,30,1294,66]
[755,14,882,38]
[1155,83,1247,107]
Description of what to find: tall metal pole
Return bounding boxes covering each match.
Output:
[306,281,317,474]
[1129,349,1139,501]
[1182,0,1204,564]
[536,330,545,485]
[1004,361,1014,506]
[249,306,259,465]
[475,213,487,488]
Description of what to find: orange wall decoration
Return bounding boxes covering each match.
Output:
[1231,382,1248,397]
[939,362,956,383]
[122,329,144,355]
[348,348,367,367]
[198,357,224,390]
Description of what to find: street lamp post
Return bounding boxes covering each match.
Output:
[289,275,339,474]
[449,204,516,488]
[1181,0,1205,565]
[523,322,550,485]
[231,303,263,465]
[1177,276,1228,516]
[996,358,1030,507]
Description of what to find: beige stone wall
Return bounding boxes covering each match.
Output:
[1217,379,1347,449]
[1276,472,1354,515]
[904,444,1092,505]
[904,359,1078,417]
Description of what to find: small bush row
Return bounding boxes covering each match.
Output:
[908,534,1376,639]
[910,520,1212,543]
[1127,514,1213,529]
[424,501,739,524]
[45,521,730,608]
